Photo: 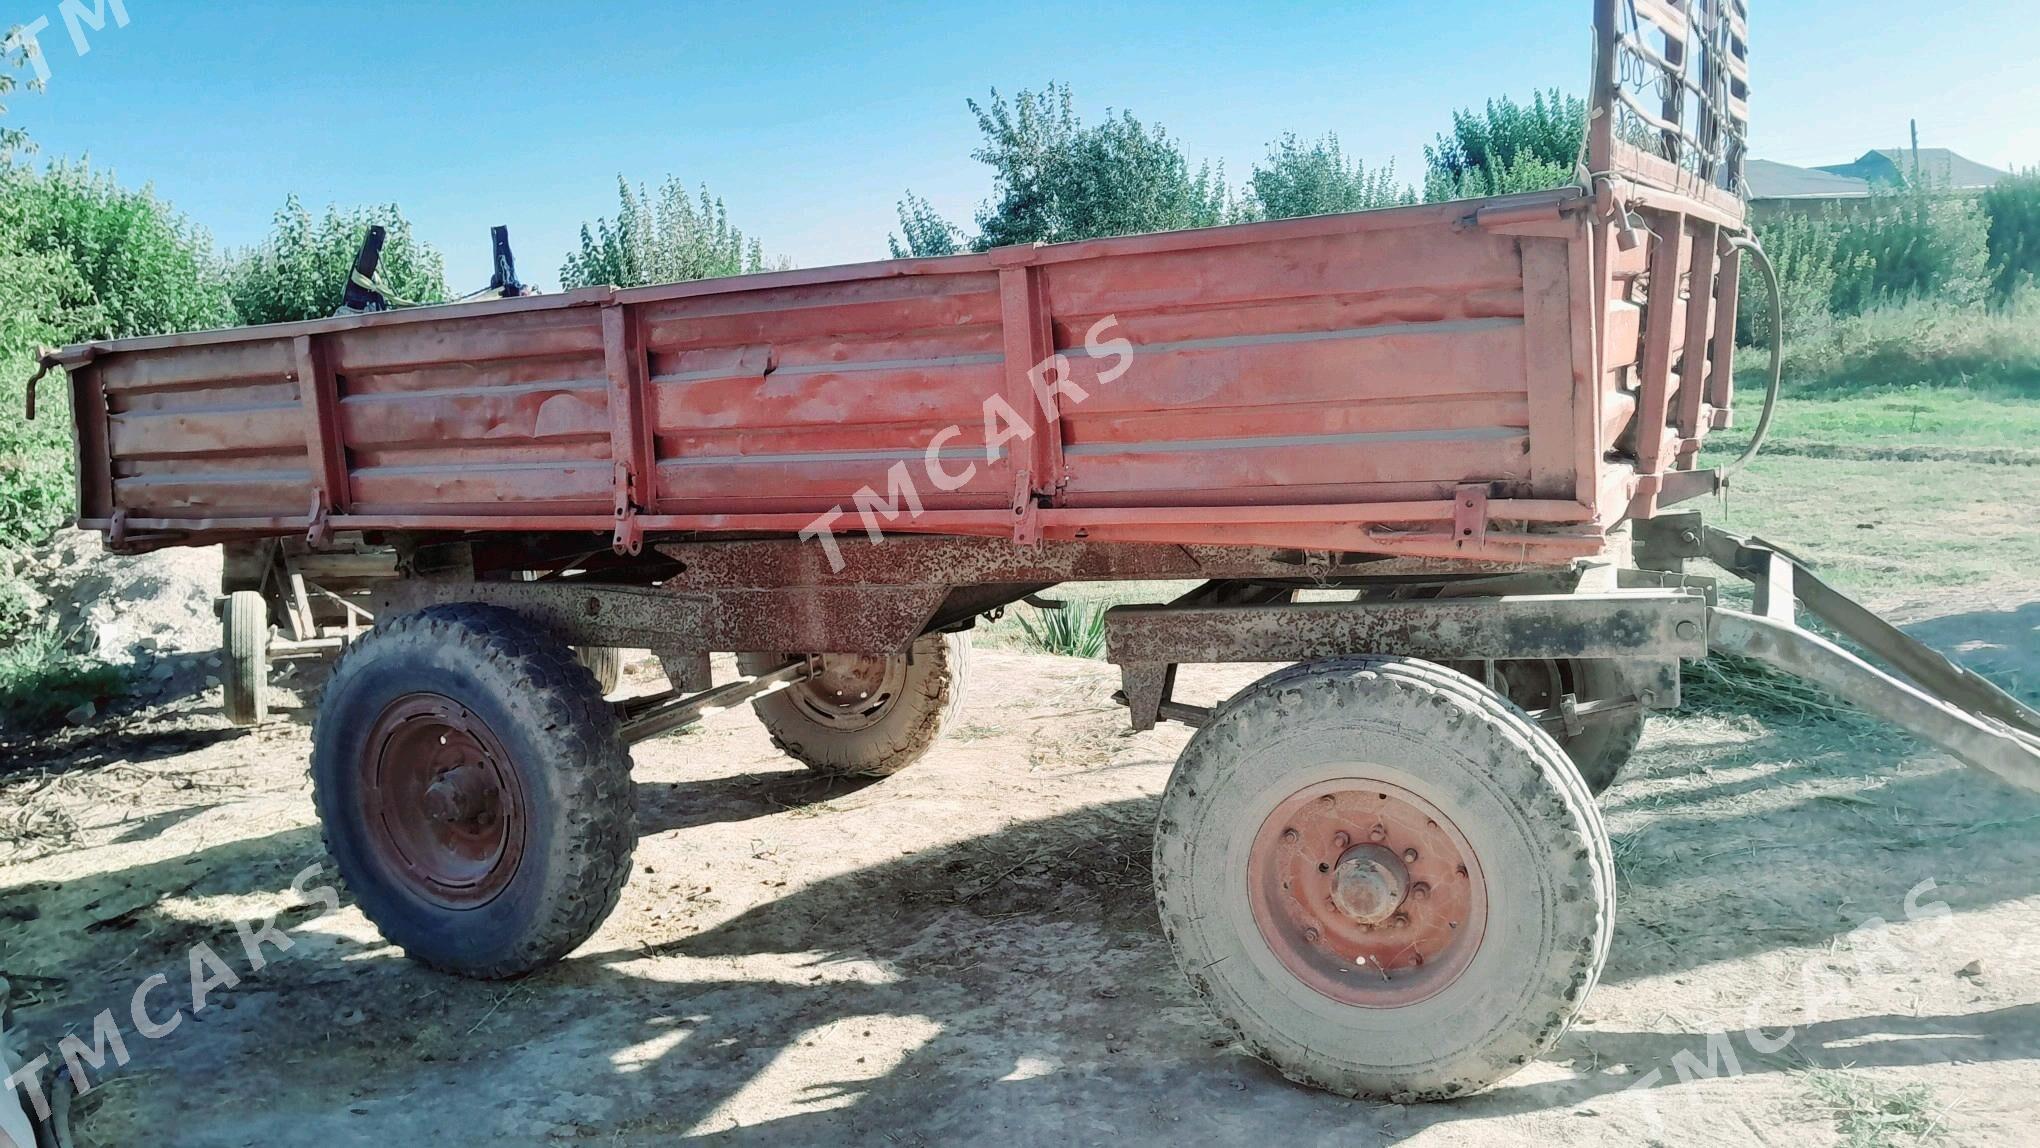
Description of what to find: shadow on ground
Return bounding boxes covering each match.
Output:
[2,603,2036,1144]
[6,716,2036,1146]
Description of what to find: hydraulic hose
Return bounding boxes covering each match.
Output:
[1718,235,1782,481]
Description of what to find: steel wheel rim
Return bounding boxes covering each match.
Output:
[361,693,526,909]
[1246,778,1488,1007]
[786,653,906,732]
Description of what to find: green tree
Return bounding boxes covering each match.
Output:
[1243,134,1414,221]
[560,176,770,289]
[0,197,96,547]
[227,196,448,325]
[1982,169,2040,300]
[0,149,234,548]
[888,191,964,258]
[955,83,1228,250]
[1739,209,1859,345]
[0,161,233,338]
[1423,90,1584,202]
[1,26,35,160]
[1828,183,1991,315]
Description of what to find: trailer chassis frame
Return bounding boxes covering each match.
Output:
[1101,511,2040,794]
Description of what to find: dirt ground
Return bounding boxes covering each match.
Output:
[2,587,2037,1147]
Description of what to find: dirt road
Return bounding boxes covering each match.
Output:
[2,598,2037,1146]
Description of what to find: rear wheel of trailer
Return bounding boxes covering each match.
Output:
[736,632,969,778]
[310,604,636,978]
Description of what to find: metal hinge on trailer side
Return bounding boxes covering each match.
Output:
[1105,589,1708,734]
[612,461,644,557]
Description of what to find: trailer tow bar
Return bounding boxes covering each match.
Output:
[616,658,815,745]
[1702,527,2040,793]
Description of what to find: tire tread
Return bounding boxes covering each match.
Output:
[311,603,635,979]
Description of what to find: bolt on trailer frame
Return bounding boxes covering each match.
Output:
[25,0,2040,1102]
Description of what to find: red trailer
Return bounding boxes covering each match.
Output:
[27,0,2040,1100]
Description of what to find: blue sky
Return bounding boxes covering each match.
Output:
[8,1,2037,291]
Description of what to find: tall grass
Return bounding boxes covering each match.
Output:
[1774,289,2040,398]
[1016,600,1110,658]
[1828,186,1991,315]
[1747,196,1988,337]
[1983,168,2040,298]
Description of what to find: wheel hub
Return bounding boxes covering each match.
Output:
[1327,844,1408,925]
[423,763,494,826]
[1247,779,1487,1007]
[786,652,906,732]
[360,694,525,909]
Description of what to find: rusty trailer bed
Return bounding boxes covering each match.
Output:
[43,182,1738,565]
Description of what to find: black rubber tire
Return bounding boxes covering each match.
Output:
[1153,655,1614,1101]
[737,632,968,778]
[1445,659,1648,795]
[221,590,269,727]
[574,645,625,695]
[1557,661,1648,795]
[311,604,636,979]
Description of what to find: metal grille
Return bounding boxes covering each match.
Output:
[1596,0,1750,200]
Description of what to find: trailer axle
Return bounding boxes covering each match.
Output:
[616,659,813,744]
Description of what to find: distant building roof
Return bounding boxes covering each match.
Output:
[1814,148,2010,190]
[1745,159,1871,201]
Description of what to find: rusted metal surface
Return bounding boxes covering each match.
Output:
[1591,0,1750,221]
[1103,591,1709,666]
[50,175,1718,567]
[1690,524,2040,792]
[369,579,947,655]
[362,694,527,908]
[770,653,909,732]
[1704,528,2040,739]
[620,659,810,744]
[656,536,1548,591]
[1117,662,1178,733]
[1709,609,2040,793]
[1247,780,1486,1007]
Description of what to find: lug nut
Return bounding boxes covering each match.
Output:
[1303,927,1321,943]
[1402,848,1419,863]
[1368,824,1388,841]
[1409,882,1430,902]
[1282,828,1299,843]
[1332,831,1351,849]
[1390,913,1410,929]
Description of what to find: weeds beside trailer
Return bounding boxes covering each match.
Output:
[29,0,2040,1101]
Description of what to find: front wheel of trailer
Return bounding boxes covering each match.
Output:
[1152,655,1614,1100]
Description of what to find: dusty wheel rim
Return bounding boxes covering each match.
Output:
[1246,779,1488,1007]
[360,693,527,909]
[785,653,906,732]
